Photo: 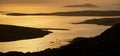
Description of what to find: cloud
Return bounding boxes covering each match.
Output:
[64,3,99,7]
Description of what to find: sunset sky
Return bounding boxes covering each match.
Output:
[0,0,120,13]
[0,0,120,6]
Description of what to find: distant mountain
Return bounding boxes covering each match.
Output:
[64,3,99,7]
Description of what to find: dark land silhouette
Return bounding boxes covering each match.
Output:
[4,11,120,16]
[5,13,53,16]
[0,23,120,56]
[72,18,120,26]
[0,24,52,42]
[64,3,99,7]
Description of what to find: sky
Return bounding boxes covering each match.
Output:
[0,0,120,13]
[0,0,120,6]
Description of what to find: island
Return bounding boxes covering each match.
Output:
[3,11,120,16]
[72,18,120,26]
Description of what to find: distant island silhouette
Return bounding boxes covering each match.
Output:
[3,11,120,16]
[72,18,120,26]
[0,23,120,56]
[64,3,99,7]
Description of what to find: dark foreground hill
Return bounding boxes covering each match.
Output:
[0,24,52,42]
[0,23,120,56]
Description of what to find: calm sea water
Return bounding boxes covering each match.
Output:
[0,13,119,53]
